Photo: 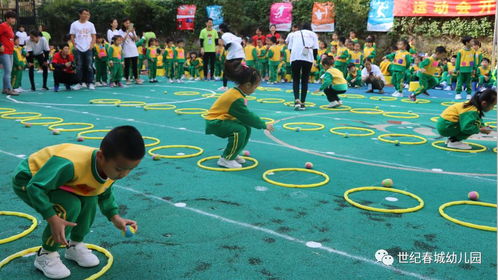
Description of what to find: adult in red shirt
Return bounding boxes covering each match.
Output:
[265,24,281,42]
[0,11,17,95]
[51,44,77,92]
[251,27,266,46]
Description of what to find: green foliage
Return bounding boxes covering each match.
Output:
[392,16,494,38]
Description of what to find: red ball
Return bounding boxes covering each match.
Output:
[77,137,84,142]
[305,162,313,169]
[243,150,250,156]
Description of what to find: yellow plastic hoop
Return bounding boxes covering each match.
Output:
[20,117,64,126]
[441,101,459,107]
[350,108,384,114]
[142,136,161,148]
[260,117,275,124]
[319,104,352,111]
[174,91,200,96]
[0,211,38,244]
[485,121,496,128]
[262,168,330,188]
[197,156,258,171]
[369,96,397,101]
[401,98,431,104]
[1,112,42,120]
[48,122,95,132]
[382,112,420,119]
[338,94,366,99]
[430,116,440,122]
[175,108,208,115]
[90,99,121,105]
[245,96,257,101]
[0,108,16,114]
[201,93,223,98]
[143,104,176,110]
[329,126,375,137]
[439,201,496,232]
[344,186,424,213]
[378,133,427,145]
[257,98,286,104]
[283,122,325,131]
[311,91,325,96]
[283,101,316,107]
[77,129,110,140]
[117,101,146,107]
[148,145,203,158]
[493,147,497,153]
[0,244,113,279]
[431,140,487,153]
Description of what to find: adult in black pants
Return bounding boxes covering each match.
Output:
[361,58,385,94]
[286,23,318,111]
[25,31,49,91]
[120,19,143,85]
[199,18,218,80]
[218,23,245,91]
[51,44,77,91]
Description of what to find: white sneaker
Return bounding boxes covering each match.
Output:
[217,157,242,169]
[444,86,452,91]
[126,80,132,85]
[404,84,409,89]
[168,79,174,83]
[217,86,228,91]
[328,101,340,108]
[189,77,194,81]
[338,100,343,105]
[81,83,88,88]
[65,242,100,267]
[391,91,402,97]
[194,77,200,81]
[95,82,102,87]
[71,84,82,91]
[235,156,246,164]
[455,94,462,100]
[34,249,71,279]
[214,77,221,81]
[12,88,22,93]
[88,83,96,90]
[176,79,183,83]
[466,94,471,100]
[447,141,472,150]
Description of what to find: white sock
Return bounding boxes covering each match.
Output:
[40,248,54,254]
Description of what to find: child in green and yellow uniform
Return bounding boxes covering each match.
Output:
[334,37,350,77]
[93,34,109,87]
[12,36,26,92]
[276,37,287,82]
[346,63,363,88]
[330,33,339,50]
[313,56,348,108]
[163,39,175,82]
[108,35,124,87]
[174,39,186,82]
[313,41,329,83]
[471,39,482,92]
[12,126,144,279]
[386,39,412,97]
[407,56,422,82]
[267,37,281,84]
[363,37,376,63]
[437,89,495,150]
[243,37,257,68]
[441,55,458,91]
[205,61,274,169]
[146,38,160,83]
[410,46,447,101]
[137,44,145,73]
[186,52,202,80]
[477,58,494,90]
[349,42,363,69]
[256,39,268,81]
[281,42,292,82]
[455,36,476,100]
[214,40,225,80]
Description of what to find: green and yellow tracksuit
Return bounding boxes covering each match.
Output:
[455,48,476,95]
[407,64,420,82]
[187,58,203,79]
[320,67,348,102]
[477,66,494,88]
[437,103,482,141]
[205,87,266,160]
[442,62,458,86]
[137,45,145,72]
[256,46,268,78]
[313,48,328,81]
[334,46,350,77]
[11,45,26,89]
[174,47,186,79]
[346,69,363,87]
[12,144,119,251]
[244,44,257,68]
[163,46,175,79]
[281,46,292,81]
[215,46,224,78]
[363,46,376,63]
[108,45,123,83]
[267,45,281,83]
[146,47,160,80]
[386,50,412,93]
[414,56,439,96]
[93,43,109,84]
[349,50,363,68]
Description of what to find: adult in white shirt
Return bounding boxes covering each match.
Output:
[361,58,385,94]
[25,31,50,91]
[69,8,96,90]
[218,23,245,91]
[286,23,319,110]
[106,19,120,43]
[15,26,28,46]
[119,18,143,84]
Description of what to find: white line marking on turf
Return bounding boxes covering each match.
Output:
[114,184,437,280]
[0,149,26,158]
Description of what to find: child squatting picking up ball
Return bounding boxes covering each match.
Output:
[12,126,145,279]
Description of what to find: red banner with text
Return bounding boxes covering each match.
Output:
[394,0,495,17]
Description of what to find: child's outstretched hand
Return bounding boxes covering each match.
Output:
[480,127,493,134]
[47,215,77,246]
[266,123,274,132]
[111,214,138,232]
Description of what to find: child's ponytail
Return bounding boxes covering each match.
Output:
[224,60,261,85]
[464,88,497,118]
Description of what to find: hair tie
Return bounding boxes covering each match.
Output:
[241,61,248,68]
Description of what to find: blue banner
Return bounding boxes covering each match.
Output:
[367,0,394,32]
[206,5,223,31]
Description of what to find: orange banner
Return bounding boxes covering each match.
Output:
[394,0,495,17]
[311,2,335,32]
